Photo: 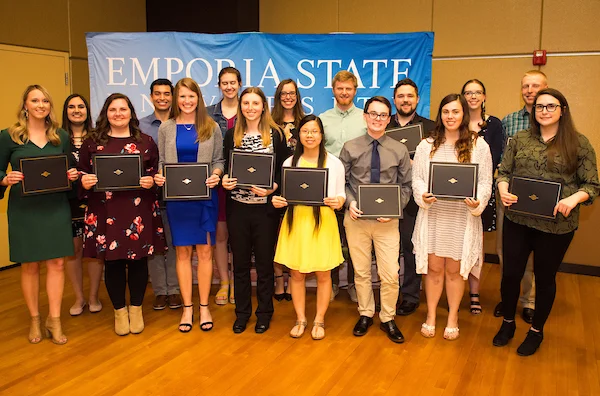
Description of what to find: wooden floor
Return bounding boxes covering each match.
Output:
[0,262,599,396]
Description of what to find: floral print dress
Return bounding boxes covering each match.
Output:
[78,134,166,261]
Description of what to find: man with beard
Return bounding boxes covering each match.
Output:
[319,71,367,303]
[387,78,434,316]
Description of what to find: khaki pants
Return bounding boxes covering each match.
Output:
[496,190,535,309]
[344,212,400,323]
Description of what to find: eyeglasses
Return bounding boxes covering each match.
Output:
[367,112,390,120]
[463,91,484,98]
[299,129,320,136]
[280,91,297,98]
[534,103,561,112]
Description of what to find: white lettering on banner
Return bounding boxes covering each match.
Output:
[166,58,184,81]
[215,59,235,81]
[107,58,127,85]
[317,60,342,88]
[206,95,219,106]
[258,59,280,88]
[140,94,153,112]
[244,59,253,87]
[391,59,412,87]
[346,60,365,88]
[297,60,315,89]
[131,58,159,86]
[301,97,314,114]
[186,58,213,86]
[363,60,388,89]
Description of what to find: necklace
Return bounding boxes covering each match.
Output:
[183,124,194,131]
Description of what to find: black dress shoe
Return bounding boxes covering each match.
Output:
[494,301,504,317]
[255,321,270,334]
[380,320,405,344]
[492,320,516,347]
[516,329,543,356]
[233,320,247,334]
[352,316,373,337]
[522,308,535,324]
[396,301,419,316]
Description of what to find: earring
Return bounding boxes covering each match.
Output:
[24,109,28,120]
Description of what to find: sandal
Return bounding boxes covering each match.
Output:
[229,280,235,304]
[29,315,42,344]
[311,322,325,340]
[179,304,193,333]
[420,323,436,338]
[443,326,460,341]
[199,303,214,331]
[215,281,229,306]
[470,293,482,315]
[289,320,307,338]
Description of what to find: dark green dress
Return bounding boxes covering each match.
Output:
[0,128,74,262]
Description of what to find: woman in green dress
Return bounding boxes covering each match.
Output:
[0,85,79,344]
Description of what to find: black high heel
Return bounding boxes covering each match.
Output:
[274,275,285,301]
[199,303,213,331]
[179,304,193,333]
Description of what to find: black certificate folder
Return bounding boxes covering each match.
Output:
[429,162,478,200]
[386,124,423,154]
[93,153,142,191]
[282,168,328,206]
[507,176,562,220]
[358,184,403,219]
[229,151,275,189]
[20,155,70,195]
[163,163,210,201]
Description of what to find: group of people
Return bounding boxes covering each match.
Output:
[1,67,597,357]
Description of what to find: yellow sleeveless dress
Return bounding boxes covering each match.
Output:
[274,157,343,273]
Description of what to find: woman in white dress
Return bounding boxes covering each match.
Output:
[412,93,492,340]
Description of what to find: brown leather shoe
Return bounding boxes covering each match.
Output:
[153,295,167,310]
[168,294,182,309]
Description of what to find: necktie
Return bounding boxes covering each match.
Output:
[370,140,380,183]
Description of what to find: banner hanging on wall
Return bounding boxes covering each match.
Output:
[86,31,434,121]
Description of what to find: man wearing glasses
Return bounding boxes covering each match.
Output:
[319,70,367,303]
[387,78,435,316]
[495,70,548,324]
[339,96,412,343]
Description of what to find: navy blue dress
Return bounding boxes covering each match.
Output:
[166,125,218,246]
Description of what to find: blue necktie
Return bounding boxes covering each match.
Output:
[370,140,380,183]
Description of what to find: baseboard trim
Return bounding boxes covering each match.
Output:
[484,254,600,277]
[0,263,21,271]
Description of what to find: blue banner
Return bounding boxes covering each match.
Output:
[86,32,433,121]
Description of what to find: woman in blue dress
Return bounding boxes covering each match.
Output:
[155,78,224,332]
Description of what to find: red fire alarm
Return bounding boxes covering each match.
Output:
[533,50,547,65]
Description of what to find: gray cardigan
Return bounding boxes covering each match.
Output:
[158,118,224,173]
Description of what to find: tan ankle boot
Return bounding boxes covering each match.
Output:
[129,305,144,334]
[114,307,130,336]
[29,315,42,344]
[45,316,67,345]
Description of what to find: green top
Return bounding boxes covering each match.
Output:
[497,129,599,234]
[319,104,367,157]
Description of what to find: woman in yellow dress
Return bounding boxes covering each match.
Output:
[272,115,345,340]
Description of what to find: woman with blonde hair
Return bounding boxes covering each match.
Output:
[154,77,224,332]
[0,85,79,344]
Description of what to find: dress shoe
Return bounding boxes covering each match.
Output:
[153,295,167,310]
[396,300,419,316]
[493,301,504,317]
[167,294,183,309]
[493,320,516,347]
[352,315,373,336]
[233,320,247,334]
[522,308,535,324]
[517,329,543,356]
[255,320,270,334]
[380,320,405,344]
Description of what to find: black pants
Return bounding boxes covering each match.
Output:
[399,196,420,304]
[104,258,149,310]
[331,210,355,286]
[227,201,278,322]
[501,218,574,331]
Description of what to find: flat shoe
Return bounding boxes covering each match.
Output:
[89,300,103,313]
[69,301,87,316]
[289,320,308,338]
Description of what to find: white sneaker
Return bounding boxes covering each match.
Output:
[330,284,340,302]
[347,284,358,303]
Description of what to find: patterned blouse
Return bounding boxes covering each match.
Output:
[497,129,599,234]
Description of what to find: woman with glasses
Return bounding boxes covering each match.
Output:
[272,115,345,340]
[461,79,505,315]
[412,94,492,341]
[207,67,241,306]
[493,88,598,356]
[222,87,287,334]
[271,79,306,301]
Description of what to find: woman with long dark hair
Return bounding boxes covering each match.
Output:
[0,85,79,344]
[61,94,104,316]
[207,66,241,306]
[272,115,345,340]
[460,79,505,315]
[79,93,165,336]
[154,78,223,332]
[222,87,287,334]
[412,93,492,341]
[271,79,306,301]
[493,88,599,356]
